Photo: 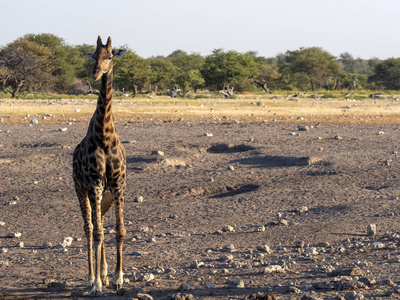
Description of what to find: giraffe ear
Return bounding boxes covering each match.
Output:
[113,49,127,58]
[85,52,95,60]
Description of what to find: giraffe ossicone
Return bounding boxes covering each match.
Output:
[72,36,127,297]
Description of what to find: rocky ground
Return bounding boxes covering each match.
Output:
[1,116,400,299]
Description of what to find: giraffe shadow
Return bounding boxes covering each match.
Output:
[231,155,325,168]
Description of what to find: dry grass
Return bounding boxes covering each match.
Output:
[1,96,400,124]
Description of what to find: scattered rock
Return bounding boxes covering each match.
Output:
[298,125,310,131]
[334,135,343,140]
[227,165,235,171]
[136,273,155,282]
[219,254,233,262]
[137,293,154,300]
[296,206,309,213]
[256,245,272,254]
[0,221,5,227]
[151,150,164,156]
[58,127,68,132]
[0,248,8,253]
[204,281,215,289]
[16,242,24,248]
[204,133,213,137]
[367,224,376,236]
[329,266,365,277]
[8,232,22,238]
[30,119,39,125]
[170,293,194,300]
[59,237,73,248]
[344,291,364,300]
[191,260,204,269]
[305,247,318,255]
[369,242,385,249]
[228,279,245,288]
[178,283,191,291]
[222,225,235,232]
[134,196,145,203]
[263,265,284,274]
[42,242,52,249]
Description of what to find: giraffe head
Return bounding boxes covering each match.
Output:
[85,36,127,81]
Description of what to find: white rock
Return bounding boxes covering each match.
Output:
[0,248,8,253]
[0,221,5,227]
[298,125,310,131]
[134,196,144,203]
[58,127,68,132]
[30,119,39,125]
[137,273,155,282]
[219,254,233,262]
[263,265,284,274]
[254,225,265,232]
[296,206,308,213]
[228,279,245,288]
[16,242,24,248]
[60,237,73,247]
[204,133,213,137]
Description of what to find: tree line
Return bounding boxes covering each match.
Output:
[1,33,399,98]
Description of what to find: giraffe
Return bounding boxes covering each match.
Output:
[72,36,127,297]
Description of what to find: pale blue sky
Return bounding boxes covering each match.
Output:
[1,0,400,59]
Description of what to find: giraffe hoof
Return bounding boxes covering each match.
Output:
[101,275,109,287]
[90,288,103,297]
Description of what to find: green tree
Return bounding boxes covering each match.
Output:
[24,33,84,93]
[249,53,280,93]
[370,58,400,90]
[279,47,341,91]
[0,38,53,97]
[168,50,205,92]
[148,56,177,93]
[201,49,256,92]
[114,50,151,95]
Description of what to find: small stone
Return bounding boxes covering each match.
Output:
[228,279,245,288]
[0,221,5,227]
[288,286,302,293]
[378,131,385,135]
[227,165,235,171]
[0,248,8,253]
[8,232,22,238]
[134,196,144,203]
[137,293,154,300]
[5,201,17,205]
[151,150,164,156]
[298,125,309,131]
[132,251,148,256]
[178,283,191,291]
[254,225,265,232]
[370,241,385,249]
[204,133,213,137]
[42,242,52,249]
[219,254,233,261]
[204,281,215,289]
[256,245,272,254]
[60,237,73,248]
[334,135,343,140]
[344,291,364,300]
[263,265,284,274]
[16,242,24,248]
[222,225,235,232]
[30,119,39,125]
[59,127,68,132]
[75,109,81,112]
[279,219,289,226]
[305,247,318,255]
[137,273,155,282]
[191,260,204,269]
[146,236,156,243]
[367,224,376,236]
[296,206,308,213]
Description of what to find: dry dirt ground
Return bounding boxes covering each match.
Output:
[2,98,400,299]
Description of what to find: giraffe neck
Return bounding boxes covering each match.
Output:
[89,68,117,144]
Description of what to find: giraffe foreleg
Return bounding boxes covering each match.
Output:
[112,189,126,291]
[89,187,104,297]
[100,190,113,287]
[75,185,94,288]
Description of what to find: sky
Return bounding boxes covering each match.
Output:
[1,0,400,59]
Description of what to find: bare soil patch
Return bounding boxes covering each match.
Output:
[1,98,400,299]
